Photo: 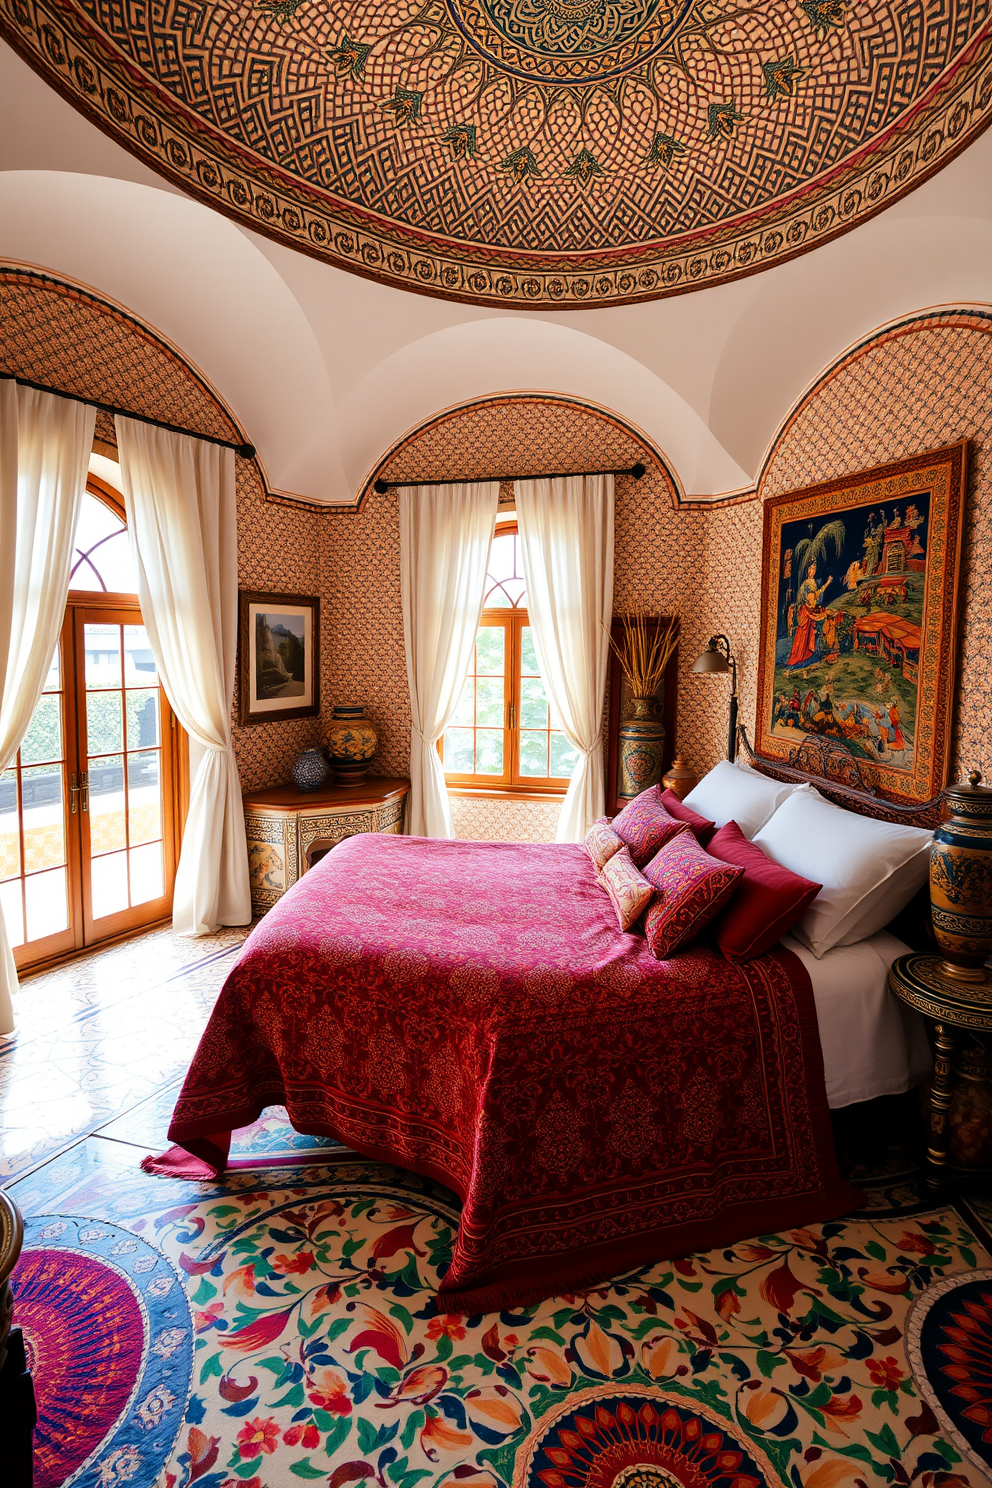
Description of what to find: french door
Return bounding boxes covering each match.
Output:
[0,594,181,972]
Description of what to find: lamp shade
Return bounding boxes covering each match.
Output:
[693,647,729,674]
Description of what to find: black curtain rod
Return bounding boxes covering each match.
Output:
[1,372,256,460]
[373,462,646,494]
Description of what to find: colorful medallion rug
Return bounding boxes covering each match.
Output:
[10,1112,992,1488]
[906,1268,992,1483]
[11,1215,193,1487]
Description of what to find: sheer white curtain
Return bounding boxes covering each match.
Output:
[400,481,499,837]
[0,381,96,1031]
[515,474,614,842]
[115,417,250,936]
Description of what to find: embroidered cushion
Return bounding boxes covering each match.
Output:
[599,846,655,932]
[641,832,744,959]
[707,820,821,961]
[584,817,626,872]
[659,788,716,846]
[611,785,689,868]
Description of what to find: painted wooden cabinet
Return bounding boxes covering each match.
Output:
[243,776,410,915]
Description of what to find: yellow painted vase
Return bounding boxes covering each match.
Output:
[930,769,992,980]
[327,704,378,783]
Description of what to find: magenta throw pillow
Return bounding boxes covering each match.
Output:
[611,786,689,868]
[660,788,716,847]
[599,846,655,931]
[707,820,822,961]
[584,817,626,873]
[641,832,744,958]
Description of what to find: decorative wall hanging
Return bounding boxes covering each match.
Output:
[755,442,968,805]
[2,0,990,306]
[238,591,320,725]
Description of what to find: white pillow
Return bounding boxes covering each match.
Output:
[752,788,932,957]
[682,759,800,839]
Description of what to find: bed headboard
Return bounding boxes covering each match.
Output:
[737,727,946,829]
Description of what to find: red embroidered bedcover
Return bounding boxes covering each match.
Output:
[151,834,859,1311]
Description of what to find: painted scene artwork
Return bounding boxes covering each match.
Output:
[238,591,320,725]
[756,444,967,803]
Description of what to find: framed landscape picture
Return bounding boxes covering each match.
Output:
[755,442,968,804]
[238,591,320,725]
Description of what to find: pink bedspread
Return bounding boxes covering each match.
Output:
[149,835,858,1311]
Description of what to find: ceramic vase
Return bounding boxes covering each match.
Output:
[327,704,378,783]
[930,769,992,981]
[618,696,666,802]
[662,752,697,801]
[292,747,330,793]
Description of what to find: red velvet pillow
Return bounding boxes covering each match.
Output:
[641,831,744,959]
[707,820,822,961]
[611,786,688,868]
[659,788,716,846]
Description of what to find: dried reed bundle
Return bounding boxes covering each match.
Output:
[608,612,680,696]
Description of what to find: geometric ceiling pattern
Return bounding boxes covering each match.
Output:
[2,0,990,305]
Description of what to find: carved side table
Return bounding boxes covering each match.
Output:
[888,952,992,1192]
[243,776,410,916]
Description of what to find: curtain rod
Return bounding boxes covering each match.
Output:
[373,462,646,494]
[0,372,256,460]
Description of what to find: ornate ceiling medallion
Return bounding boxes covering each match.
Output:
[1,0,990,306]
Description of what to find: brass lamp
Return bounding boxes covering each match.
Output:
[692,634,739,762]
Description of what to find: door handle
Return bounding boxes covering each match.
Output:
[81,771,89,813]
[69,773,79,814]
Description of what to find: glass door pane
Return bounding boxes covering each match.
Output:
[442,624,507,782]
[81,616,169,933]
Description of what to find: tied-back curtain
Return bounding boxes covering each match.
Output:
[400,481,499,838]
[515,474,615,842]
[0,381,96,1032]
[115,417,250,936]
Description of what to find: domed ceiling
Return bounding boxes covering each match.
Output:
[2,0,990,306]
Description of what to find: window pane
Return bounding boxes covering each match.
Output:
[91,849,128,919]
[0,771,19,881]
[520,627,540,676]
[71,494,138,594]
[93,532,138,594]
[0,878,23,948]
[25,866,68,941]
[89,755,126,853]
[475,729,503,775]
[124,625,158,686]
[476,627,505,675]
[126,689,160,749]
[127,752,161,845]
[488,532,516,582]
[475,676,503,726]
[519,731,549,776]
[75,491,123,550]
[550,732,580,778]
[520,675,549,728]
[129,842,163,906]
[87,692,124,755]
[451,678,475,727]
[443,728,474,774]
[21,765,64,873]
[43,647,60,692]
[20,694,62,766]
[483,584,513,609]
[85,624,122,689]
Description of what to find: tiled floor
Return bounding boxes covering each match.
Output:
[0,923,248,1183]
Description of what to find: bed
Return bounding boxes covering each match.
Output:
[148,735,938,1311]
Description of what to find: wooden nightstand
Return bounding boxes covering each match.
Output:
[887,951,992,1192]
[243,776,410,915]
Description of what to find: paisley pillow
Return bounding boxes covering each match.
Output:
[599,846,655,932]
[584,817,625,872]
[641,832,744,958]
[611,786,689,868]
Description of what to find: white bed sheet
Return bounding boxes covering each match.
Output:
[781,929,933,1108]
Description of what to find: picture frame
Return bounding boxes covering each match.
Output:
[755,441,968,804]
[238,590,320,725]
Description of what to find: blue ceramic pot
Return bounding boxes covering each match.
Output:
[292,747,331,793]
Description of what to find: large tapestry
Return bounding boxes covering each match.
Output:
[755,443,968,804]
[1,0,991,305]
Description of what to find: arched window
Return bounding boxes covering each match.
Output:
[441,519,579,791]
[69,489,139,593]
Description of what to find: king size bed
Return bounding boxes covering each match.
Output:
[147,738,938,1312]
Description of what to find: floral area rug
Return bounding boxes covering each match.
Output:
[906,1269,992,1482]
[13,1114,992,1488]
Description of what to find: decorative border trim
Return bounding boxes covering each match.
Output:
[905,1268,992,1484]
[2,0,990,308]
